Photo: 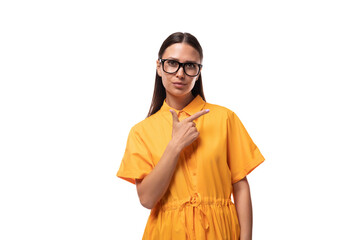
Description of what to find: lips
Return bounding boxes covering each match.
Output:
[173,82,186,88]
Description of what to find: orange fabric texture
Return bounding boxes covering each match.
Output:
[116,94,265,240]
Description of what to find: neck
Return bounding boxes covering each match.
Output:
[165,93,195,110]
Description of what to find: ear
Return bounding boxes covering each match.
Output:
[156,59,162,76]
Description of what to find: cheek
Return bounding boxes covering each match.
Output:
[161,76,172,89]
[190,78,197,87]
[161,75,168,85]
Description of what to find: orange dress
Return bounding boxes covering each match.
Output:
[116,94,265,240]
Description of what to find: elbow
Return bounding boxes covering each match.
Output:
[135,178,157,209]
[139,195,155,210]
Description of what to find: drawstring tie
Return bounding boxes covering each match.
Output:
[159,195,234,240]
[178,192,209,240]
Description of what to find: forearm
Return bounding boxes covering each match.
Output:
[136,139,181,209]
[233,177,253,240]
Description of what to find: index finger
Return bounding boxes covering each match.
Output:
[185,109,210,122]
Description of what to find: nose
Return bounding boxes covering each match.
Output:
[176,65,185,79]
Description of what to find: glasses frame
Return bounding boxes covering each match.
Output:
[159,58,202,77]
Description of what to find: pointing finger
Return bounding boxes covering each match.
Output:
[185,109,210,122]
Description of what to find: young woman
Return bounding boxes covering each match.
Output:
[116,32,265,240]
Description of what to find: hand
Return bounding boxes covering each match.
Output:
[170,109,210,150]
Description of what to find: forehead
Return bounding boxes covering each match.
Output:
[162,43,201,62]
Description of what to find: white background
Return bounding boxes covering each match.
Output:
[1,0,359,239]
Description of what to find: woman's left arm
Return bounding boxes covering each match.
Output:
[233,176,253,240]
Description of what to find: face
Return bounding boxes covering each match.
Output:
[156,43,202,99]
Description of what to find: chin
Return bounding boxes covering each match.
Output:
[167,89,192,97]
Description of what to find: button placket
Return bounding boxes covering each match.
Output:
[191,140,198,181]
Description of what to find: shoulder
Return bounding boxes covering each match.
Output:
[204,101,238,120]
[128,111,165,135]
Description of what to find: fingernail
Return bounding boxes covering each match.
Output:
[205,109,210,112]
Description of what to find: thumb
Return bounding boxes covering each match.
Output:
[169,109,179,124]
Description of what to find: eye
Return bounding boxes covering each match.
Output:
[185,63,196,69]
[167,60,178,66]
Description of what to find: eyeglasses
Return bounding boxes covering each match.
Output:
[159,58,202,77]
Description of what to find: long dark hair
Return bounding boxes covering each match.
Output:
[146,32,206,118]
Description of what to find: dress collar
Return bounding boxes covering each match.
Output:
[159,94,206,116]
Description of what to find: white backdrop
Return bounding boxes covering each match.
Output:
[1,0,359,239]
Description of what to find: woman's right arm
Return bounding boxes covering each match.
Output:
[135,139,181,209]
[135,109,209,209]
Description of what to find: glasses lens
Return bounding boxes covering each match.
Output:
[163,60,179,73]
[184,63,200,76]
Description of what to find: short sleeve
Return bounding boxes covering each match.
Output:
[116,125,154,185]
[227,110,265,184]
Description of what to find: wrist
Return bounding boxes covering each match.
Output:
[168,139,182,154]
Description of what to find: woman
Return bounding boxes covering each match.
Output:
[116,32,265,240]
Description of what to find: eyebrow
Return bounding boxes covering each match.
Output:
[166,57,200,64]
